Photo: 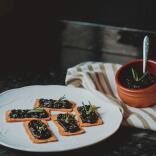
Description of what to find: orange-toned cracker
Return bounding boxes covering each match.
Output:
[23,120,57,143]
[74,107,103,127]
[51,115,85,136]
[6,109,51,122]
[34,99,76,112]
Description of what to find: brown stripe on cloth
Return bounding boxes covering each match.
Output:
[94,72,107,94]
[99,64,115,97]
[87,72,105,94]
[88,64,106,93]
[95,72,107,94]
[111,64,121,98]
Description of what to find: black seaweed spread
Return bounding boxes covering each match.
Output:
[57,113,80,133]
[28,120,52,139]
[39,96,72,109]
[120,66,156,89]
[77,104,99,123]
[9,108,49,118]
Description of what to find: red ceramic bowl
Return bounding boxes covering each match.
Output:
[115,59,156,108]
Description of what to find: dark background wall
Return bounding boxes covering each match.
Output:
[2,0,155,30]
[0,0,156,72]
[60,1,156,31]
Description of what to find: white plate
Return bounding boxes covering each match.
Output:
[0,85,122,152]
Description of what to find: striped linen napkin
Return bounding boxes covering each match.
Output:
[65,62,156,131]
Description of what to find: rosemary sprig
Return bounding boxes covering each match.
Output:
[131,68,148,82]
[54,95,66,104]
[82,102,88,113]
[57,113,75,123]
[131,68,139,81]
[37,125,46,131]
[27,108,44,113]
[65,113,75,123]
[82,101,100,115]
[35,122,47,131]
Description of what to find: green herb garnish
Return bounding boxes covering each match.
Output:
[37,125,46,131]
[57,113,75,123]
[131,67,148,82]
[64,113,75,123]
[27,108,44,113]
[54,95,66,105]
[82,101,100,115]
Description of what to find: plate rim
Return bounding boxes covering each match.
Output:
[0,85,123,152]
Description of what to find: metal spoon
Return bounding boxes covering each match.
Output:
[143,35,149,74]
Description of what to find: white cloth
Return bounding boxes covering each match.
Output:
[65,62,156,131]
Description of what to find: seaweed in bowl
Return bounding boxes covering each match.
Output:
[119,65,156,89]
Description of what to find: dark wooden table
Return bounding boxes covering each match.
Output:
[0,21,156,156]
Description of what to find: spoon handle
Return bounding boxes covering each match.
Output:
[143,35,149,74]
